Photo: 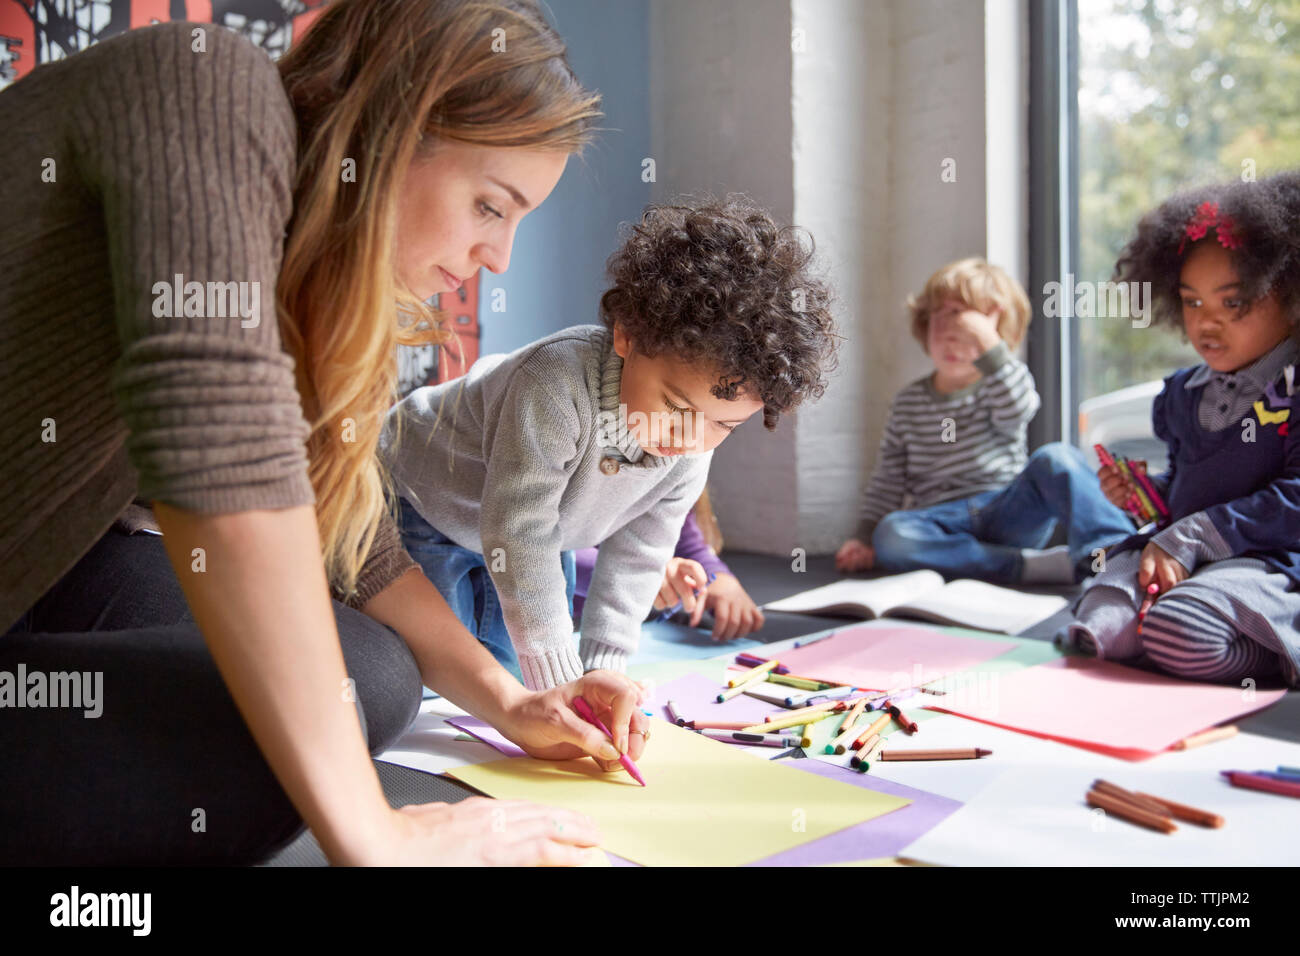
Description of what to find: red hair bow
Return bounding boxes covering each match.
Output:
[1178,201,1243,255]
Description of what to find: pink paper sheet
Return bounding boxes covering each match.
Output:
[762,625,1017,690]
[923,656,1288,760]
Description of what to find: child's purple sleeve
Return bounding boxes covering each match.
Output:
[674,511,730,578]
[572,546,599,618]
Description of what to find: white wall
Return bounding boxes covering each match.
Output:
[650,0,799,551]
[650,0,1029,555]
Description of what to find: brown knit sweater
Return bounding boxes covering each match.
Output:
[0,22,416,631]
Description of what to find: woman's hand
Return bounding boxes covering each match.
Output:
[367,798,604,866]
[835,537,875,573]
[653,557,709,619]
[1137,540,1188,601]
[495,670,650,773]
[698,572,765,640]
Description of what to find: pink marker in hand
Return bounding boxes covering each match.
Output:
[1137,582,1160,634]
[572,696,647,787]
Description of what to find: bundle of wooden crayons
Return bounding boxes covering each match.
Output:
[1084,779,1224,834]
[1094,443,1170,528]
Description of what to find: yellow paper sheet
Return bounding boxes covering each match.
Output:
[446,718,910,867]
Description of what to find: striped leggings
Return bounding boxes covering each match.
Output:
[1133,593,1281,683]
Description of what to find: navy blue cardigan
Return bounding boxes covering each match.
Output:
[1109,363,1300,589]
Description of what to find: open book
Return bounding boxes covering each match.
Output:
[762,570,1068,635]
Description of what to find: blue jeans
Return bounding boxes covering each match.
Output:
[397,497,576,683]
[870,442,1133,583]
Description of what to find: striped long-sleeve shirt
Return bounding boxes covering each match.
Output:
[855,341,1041,541]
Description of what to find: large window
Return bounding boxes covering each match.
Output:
[1033,0,1300,455]
[1076,0,1300,405]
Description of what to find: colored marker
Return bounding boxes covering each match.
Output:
[691,720,763,731]
[734,653,790,675]
[665,699,685,726]
[741,709,839,734]
[765,700,848,723]
[1245,770,1300,784]
[886,703,918,735]
[1128,461,1170,519]
[742,687,795,707]
[718,669,771,701]
[850,712,892,750]
[1172,724,1237,750]
[880,748,992,761]
[572,696,645,787]
[793,633,837,649]
[1086,788,1176,834]
[727,658,779,687]
[784,684,859,708]
[1137,582,1159,633]
[1221,770,1300,799]
[766,674,831,691]
[696,729,790,748]
[851,734,886,770]
[826,711,867,755]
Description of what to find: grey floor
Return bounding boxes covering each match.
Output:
[261,551,1300,865]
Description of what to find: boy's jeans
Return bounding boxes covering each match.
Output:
[870,442,1133,583]
[397,497,577,683]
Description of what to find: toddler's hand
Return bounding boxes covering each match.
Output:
[654,557,709,621]
[933,301,1002,354]
[1098,463,1133,510]
[836,537,875,573]
[950,306,1003,353]
[699,573,765,640]
[1138,540,1188,598]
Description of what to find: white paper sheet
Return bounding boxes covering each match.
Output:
[377,697,503,775]
[899,730,1300,865]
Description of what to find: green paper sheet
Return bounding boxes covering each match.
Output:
[446,717,910,867]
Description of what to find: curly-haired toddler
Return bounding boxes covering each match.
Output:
[1059,169,1300,687]
[379,195,838,689]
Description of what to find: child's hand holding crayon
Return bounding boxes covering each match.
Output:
[1138,540,1189,604]
[1097,458,1145,511]
[653,557,710,621]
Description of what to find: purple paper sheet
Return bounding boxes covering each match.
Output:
[648,671,784,726]
[445,716,527,757]
[445,703,963,867]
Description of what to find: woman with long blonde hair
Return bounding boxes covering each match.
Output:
[0,0,645,865]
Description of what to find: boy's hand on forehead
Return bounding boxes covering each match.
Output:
[942,303,1003,353]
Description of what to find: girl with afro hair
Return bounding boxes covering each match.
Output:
[1060,169,1300,687]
